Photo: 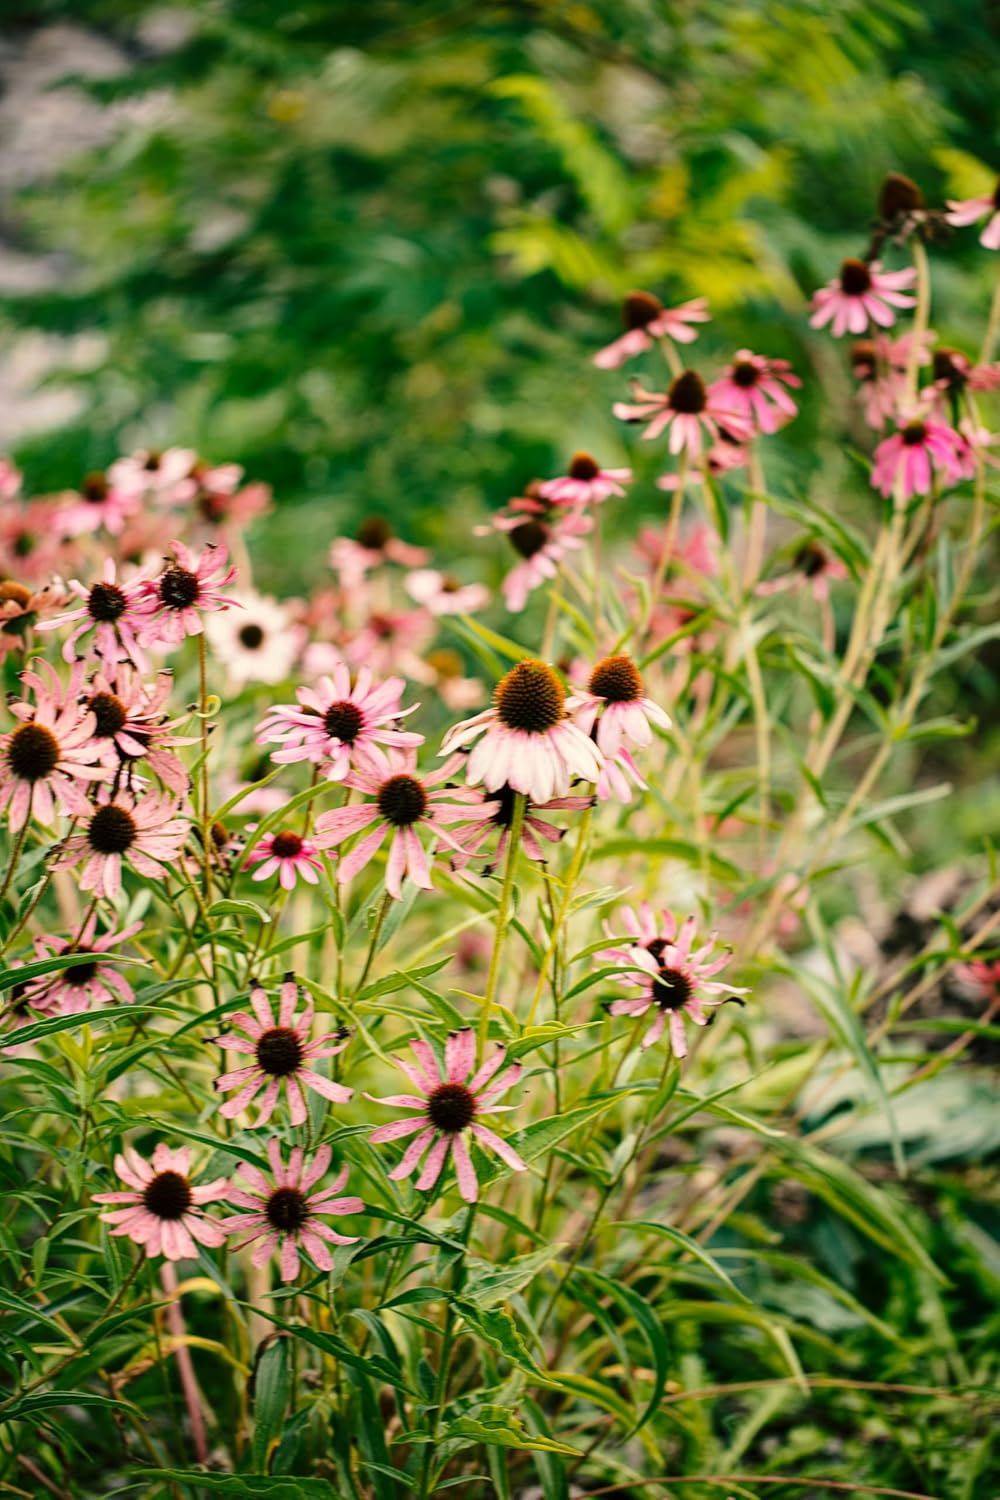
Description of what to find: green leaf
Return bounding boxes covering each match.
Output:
[477,1095,629,1186]
[124,1475,338,1498]
[251,1337,291,1472]
[438,1406,579,1457]
[575,1268,671,1436]
[463,1247,564,1308]
[208,898,272,923]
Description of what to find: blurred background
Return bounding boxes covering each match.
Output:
[1,0,998,579]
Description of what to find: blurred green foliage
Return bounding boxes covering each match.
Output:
[3,0,999,585]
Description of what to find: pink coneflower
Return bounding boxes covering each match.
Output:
[341,607,436,680]
[205,590,305,687]
[25,913,144,1014]
[93,1144,228,1261]
[757,541,849,603]
[313,756,481,899]
[222,1141,362,1281]
[210,975,352,1127]
[946,181,1000,250]
[594,291,710,369]
[448,782,593,873]
[709,351,801,434]
[600,904,748,1057]
[871,417,967,499]
[244,829,325,890]
[0,457,22,500]
[54,471,139,537]
[404,569,490,615]
[809,259,917,337]
[538,452,632,508]
[0,660,109,828]
[565,654,671,756]
[330,517,429,587]
[440,659,603,803]
[758,542,848,603]
[848,333,933,429]
[53,787,190,897]
[595,747,648,805]
[256,658,423,783]
[479,506,591,613]
[614,371,750,456]
[108,447,198,501]
[0,499,67,585]
[368,1029,525,1203]
[138,542,239,647]
[193,477,272,532]
[36,558,151,670]
[75,661,191,796]
[930,346,1000,407]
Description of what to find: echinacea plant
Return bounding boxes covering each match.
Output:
[0,159,996,1500]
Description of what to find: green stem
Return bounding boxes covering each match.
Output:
[525,800,593,1029]
[478,792,526,1061]
[0,796,32,911]
[355,888,393,996]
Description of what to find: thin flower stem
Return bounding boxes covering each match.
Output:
[197,633,213,905]
[418,1203,476,1500]
[904,239,931,407]
[478,791,526,1061]
[979,261,1000,365]
[355,887,393,997]
[524,800,593,1030]
[160,1261,209,1465]
[742,445,768,592]
[645,456,688,635]
[0,795,32,911]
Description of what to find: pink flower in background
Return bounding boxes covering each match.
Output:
[330,517,429,587]
[871,418,967,499]
[222,1141,363,1281]
[757,541,849,603]
[946,182,1000,249]
[441,659,603,803]
[848,333,932,429]
[26,913,144,1014]
[368,1030,525,1202]
[205,590,305,686]
[709,351,801,434]
[94,1144,228,1261]
[539,452,632,508]
[0,498,68,584]
[109,447,198,501]
[480,506,591,613]
[594,291,710,369]
[566,654,671,756]
[614,370,750,456]
[341,607,436,679]
[36,558,151,670]
[930,346,1000,409]
[138,542,238,646]
[256,658,423,782]
[448,782,593,874]
[313,756,482,899]
[809,259,916,337]
[244,828,325,889]
[54,787,190,897]
[210,976,352,1127]
[54,471,139,538]
[404,569,490,615]
[600,905,748,1057]
[0,660,109,828]
[0,457,23,499]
